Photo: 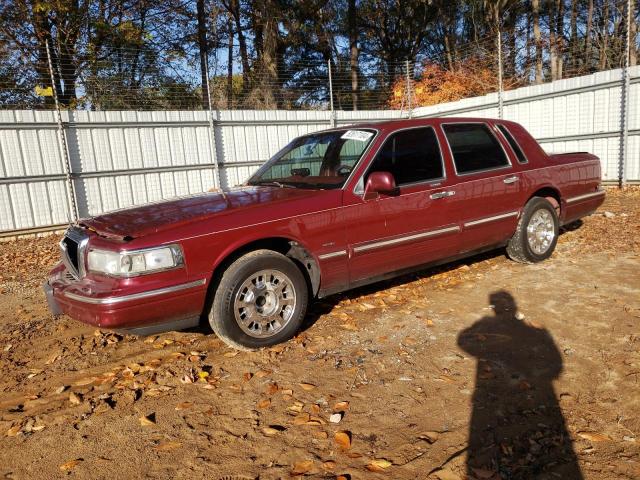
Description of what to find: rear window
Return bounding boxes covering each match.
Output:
[442,123,510,174]
[496,124,527,163]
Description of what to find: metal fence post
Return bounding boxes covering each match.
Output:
[497,28,504,119]
[328,59,336,127]
[405,59,413,118]
[619,0,632,189]
[204,60,221,190]
[46,39,78,223]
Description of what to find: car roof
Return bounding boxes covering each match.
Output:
[322,117,519,134]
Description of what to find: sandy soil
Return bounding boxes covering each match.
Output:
[0,188,638,480]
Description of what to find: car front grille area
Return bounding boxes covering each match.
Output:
[60,227,89,280]
[62,236,79,273]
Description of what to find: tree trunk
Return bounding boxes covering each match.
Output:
[586,0,593,68]
[196,0,210,109]
[600,0,609,70]
[348,0,359,111]
[229,0,250,93]
[630,0,638,66]
[533,0,543,84]
[549,1,558,80]
[555,0,564,79]
[570,0,578,71]
[227,15,234,109]
[261,0,279,109]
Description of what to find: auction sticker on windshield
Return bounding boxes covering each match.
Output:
[341,130,373,142]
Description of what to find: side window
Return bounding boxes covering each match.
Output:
[496,124,528,163]
[442,123,510,175]
[367,127,444,186]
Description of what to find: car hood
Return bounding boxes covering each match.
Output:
[80,186,329,240]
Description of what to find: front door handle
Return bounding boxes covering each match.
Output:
[503,175,519,184]
[430,190,456,200]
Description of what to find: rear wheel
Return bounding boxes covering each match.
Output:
[209,249,308,350]
[507,197,559,264]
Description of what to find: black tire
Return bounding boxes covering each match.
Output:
[209,249,309,350]
[507,197,559,264]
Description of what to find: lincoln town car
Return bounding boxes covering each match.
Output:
[44,118,605,349]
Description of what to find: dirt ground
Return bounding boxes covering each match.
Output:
[0,188,638,480]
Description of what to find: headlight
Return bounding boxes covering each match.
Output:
[87,244,184,277]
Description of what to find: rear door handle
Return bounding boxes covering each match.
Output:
[503,175,519,184]
[430,190,455,200]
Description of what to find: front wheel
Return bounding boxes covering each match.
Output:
[209,249,309,350]
[507,197,559,264]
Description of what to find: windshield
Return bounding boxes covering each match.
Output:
[247,129,376,189]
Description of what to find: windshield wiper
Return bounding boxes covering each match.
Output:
[250,181,297,188]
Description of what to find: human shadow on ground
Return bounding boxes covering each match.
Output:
[457,290,582,479]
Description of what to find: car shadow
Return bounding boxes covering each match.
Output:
[457,290,582,479]
[301,219,585,333]
[300,246,507,332]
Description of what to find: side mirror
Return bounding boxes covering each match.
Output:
[364,171,397,199]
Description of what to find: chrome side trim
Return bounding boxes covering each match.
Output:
[565,190,605,204]
[464,211,520,227]
[354,226,460,253]
[63,278,207,305]
[318,250,348,260]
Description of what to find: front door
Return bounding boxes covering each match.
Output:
[343,126,460,285]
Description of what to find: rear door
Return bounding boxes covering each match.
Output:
[343,126,460,284]
[441,122,523,253]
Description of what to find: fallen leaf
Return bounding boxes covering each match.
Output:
[254,370,272,378]
[293,413,311,425]
[243,372,253,381]
[265,383,279,395]
[262,425,285,437]
[224,351,239,358]
[340,323,359,331]
[299,382,316,391]
[154,441,182,451]
[69,392,82,405]
[257,398,271,409]
[366,459,393,472]
[290,460,314,475]
[306,416,324,426]
[175,402,193,411]
[6,425,21,437]
[578,431,612,442]
[287,401,304,413]
[334,431,352,449]
[419,431,440,444]
[322,460,336,471]
[313,430,328,439]
[139,413,156,426]
[329,413,343,423]
[59,459,82,471]
[333,401,350,412]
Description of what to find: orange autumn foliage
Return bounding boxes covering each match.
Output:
[389,59,499,109]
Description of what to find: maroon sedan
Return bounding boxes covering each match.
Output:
[45,118,605,349]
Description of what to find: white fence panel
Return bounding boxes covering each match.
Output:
[0,68,638,234]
